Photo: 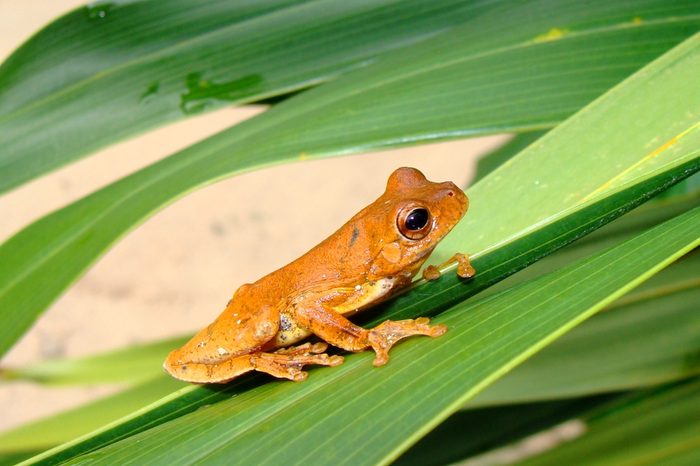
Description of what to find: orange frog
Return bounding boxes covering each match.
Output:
[164,167,474,383]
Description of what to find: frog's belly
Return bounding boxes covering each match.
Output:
[272,277,399,347]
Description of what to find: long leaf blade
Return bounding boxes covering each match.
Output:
[61,204,700,466]
[0,0,495,192]
[9,157,694,465]
[2,3,700,358]
[8,0,697,193]
[470,253,700,407]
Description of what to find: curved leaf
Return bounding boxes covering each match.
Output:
[0,377,183,459]
[57,205,700,465]
[28,125,700,466]
[0,337,187,385]
[2,2,700,357]
[0,0,497,193]
[470,253,700,407]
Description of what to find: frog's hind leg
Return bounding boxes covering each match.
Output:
[254,342,344,382]
[164,342,343,383]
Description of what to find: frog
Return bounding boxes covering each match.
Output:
[164,167,474,383]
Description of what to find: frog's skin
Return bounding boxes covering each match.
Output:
[164,167,473,383]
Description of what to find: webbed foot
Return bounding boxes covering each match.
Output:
[368,317,447,366]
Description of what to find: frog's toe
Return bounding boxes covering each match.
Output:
[372,352,390,367]
[428,323,448,337]
[254,348,342,381]
[367,317,448,365]
[328,355,344,366]
[310,342,329,354]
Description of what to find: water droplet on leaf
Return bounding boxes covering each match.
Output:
[179,72,263,115]
[86,2,114,21]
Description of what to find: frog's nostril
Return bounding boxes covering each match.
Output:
[447,191,454,197]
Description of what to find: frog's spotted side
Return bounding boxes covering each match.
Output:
[164,167,474,383]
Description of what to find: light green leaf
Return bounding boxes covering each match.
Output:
[470,251,700,407]
[0,337,187,385]
[55,203,700,466]
[2,1,700,358]
[472,131,548,183]
[0,377,183,459]
[481,189,700,297]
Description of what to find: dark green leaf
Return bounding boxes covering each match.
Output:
[520,379,700,466]
[396,395,616,466]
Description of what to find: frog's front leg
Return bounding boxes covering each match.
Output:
[292,295,446,366]
[422,253,475,281]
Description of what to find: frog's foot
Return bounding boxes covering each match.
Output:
[368,317,447,366]
[252,345,344,382]
[422,253,475,281]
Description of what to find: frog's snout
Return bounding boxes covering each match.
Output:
[440,181,469,217]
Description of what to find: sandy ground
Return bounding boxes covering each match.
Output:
[0,1,505,432]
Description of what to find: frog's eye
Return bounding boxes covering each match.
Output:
[398,207,432,240]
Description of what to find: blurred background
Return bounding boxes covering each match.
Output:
[0,0,504,432]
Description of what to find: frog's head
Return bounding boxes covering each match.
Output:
[367,167,468,279]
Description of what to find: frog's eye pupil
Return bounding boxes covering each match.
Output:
[397,206,432,240]
[405,208,429,231]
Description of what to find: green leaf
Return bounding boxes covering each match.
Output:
[4,0,693,194]
[472,131,548,183]
[396,395,616,466]
[470,251,700,407]
[4,181,697,457]
[0,377,183,458]
[481,189,700,297]
[519,379,700,466]
[2,1,700,358]
[0,0,497,193]
[54,205,700,465]
[0,337,187,385]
